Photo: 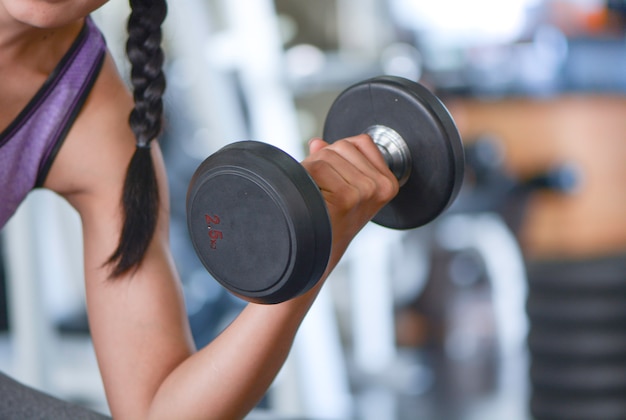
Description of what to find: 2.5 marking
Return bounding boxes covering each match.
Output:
[205,214,223,249]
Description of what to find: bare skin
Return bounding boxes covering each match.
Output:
[0,3,399,419]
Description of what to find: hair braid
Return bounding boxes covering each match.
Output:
[107,0,168,277]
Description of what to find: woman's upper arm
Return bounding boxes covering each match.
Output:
[44,53,195,417]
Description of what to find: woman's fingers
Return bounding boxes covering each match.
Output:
[306,134,398,206]
[301,134,399,255]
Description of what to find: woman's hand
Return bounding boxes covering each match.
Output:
[301,134,399,271]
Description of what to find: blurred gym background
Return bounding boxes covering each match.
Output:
[2,0,626,418]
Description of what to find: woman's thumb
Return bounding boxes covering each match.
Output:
[308,137,328,154]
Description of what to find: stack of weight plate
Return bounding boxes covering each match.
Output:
[526,255,626,420]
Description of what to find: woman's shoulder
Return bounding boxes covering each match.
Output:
[44,52,138,203]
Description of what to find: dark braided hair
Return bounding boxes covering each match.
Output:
[106,0,168,277]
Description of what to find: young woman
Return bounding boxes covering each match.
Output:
[0,0,399,418]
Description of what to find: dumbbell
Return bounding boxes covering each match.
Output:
[186,76,464,304]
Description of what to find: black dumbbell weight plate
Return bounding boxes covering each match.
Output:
[323,76,464,229]
[186,141,331,304]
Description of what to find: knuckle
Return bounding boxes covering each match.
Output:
[354,133,374,146]
[327,139,353,155]
[384,176,400,198]
[375,176,399,203]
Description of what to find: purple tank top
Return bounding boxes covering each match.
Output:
[0,17,106,228]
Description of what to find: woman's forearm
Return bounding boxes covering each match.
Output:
[147,281,322,420]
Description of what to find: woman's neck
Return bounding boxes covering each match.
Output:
[0,11,84,132]
[0,17,83,72]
